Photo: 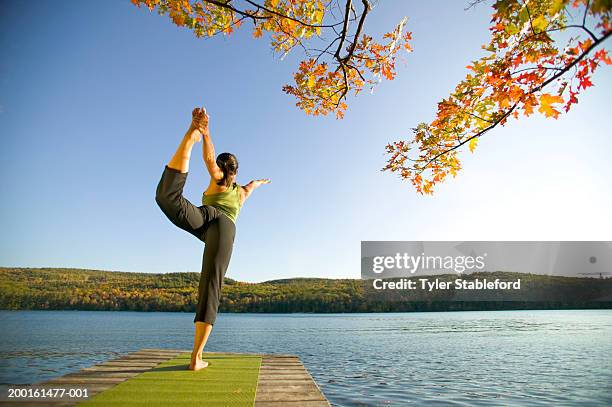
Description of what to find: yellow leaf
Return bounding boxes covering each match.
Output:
[548,0,567,14]
[532,15,549,32]
[538,93,564,118]
[469,137,478,153]
[307,75,316,89]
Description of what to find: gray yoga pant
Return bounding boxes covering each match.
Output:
[155,165,236,325]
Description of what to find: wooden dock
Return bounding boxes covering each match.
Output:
[0,348,330,407]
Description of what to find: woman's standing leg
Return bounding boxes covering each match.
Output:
[190,215,236,369]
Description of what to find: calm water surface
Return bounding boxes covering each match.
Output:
[1,310,611,406]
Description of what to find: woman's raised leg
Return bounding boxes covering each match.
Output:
[155,123,218,241]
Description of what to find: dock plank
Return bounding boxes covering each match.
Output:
[254,355,330,407]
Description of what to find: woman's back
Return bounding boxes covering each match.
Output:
[202,182,242,223]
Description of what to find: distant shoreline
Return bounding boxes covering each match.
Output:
[2,308,611,315]
[1,267,611,313]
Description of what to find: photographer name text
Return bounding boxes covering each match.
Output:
[372,278,521,291]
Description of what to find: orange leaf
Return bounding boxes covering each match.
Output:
[538,94,564,118]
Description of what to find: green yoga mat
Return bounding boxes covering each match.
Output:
[77,353,262,407]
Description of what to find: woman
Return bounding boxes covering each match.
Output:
[155,107,270,371]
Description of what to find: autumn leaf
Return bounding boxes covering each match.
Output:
[532,15,549,32]
[578,74,594,89]
[594,49,612,64]
[469,137,478,153]
[522,95,537,116]
[564,90,579,112]
[538,94,564,118]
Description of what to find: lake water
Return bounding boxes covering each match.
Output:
[0,310,611,406]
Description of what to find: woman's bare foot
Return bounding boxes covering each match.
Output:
[188,353,209,371]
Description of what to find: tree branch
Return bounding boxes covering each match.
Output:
[418,30,610,173]
[334,0,353,60]
[342,0,370,62]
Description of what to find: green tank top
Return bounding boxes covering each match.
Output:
[202,182,242,223]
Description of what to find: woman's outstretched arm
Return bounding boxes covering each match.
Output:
[192,108,223,180]
[240,179,271,205]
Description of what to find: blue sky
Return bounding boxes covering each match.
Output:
[1,1,610,282]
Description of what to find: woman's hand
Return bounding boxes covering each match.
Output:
[241,178,271,205]
[191,107,210,137]
[252,179,271,187]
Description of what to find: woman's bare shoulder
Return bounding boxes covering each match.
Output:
[204,178,229,195]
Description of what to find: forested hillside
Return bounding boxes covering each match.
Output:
[1,268,610,313]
